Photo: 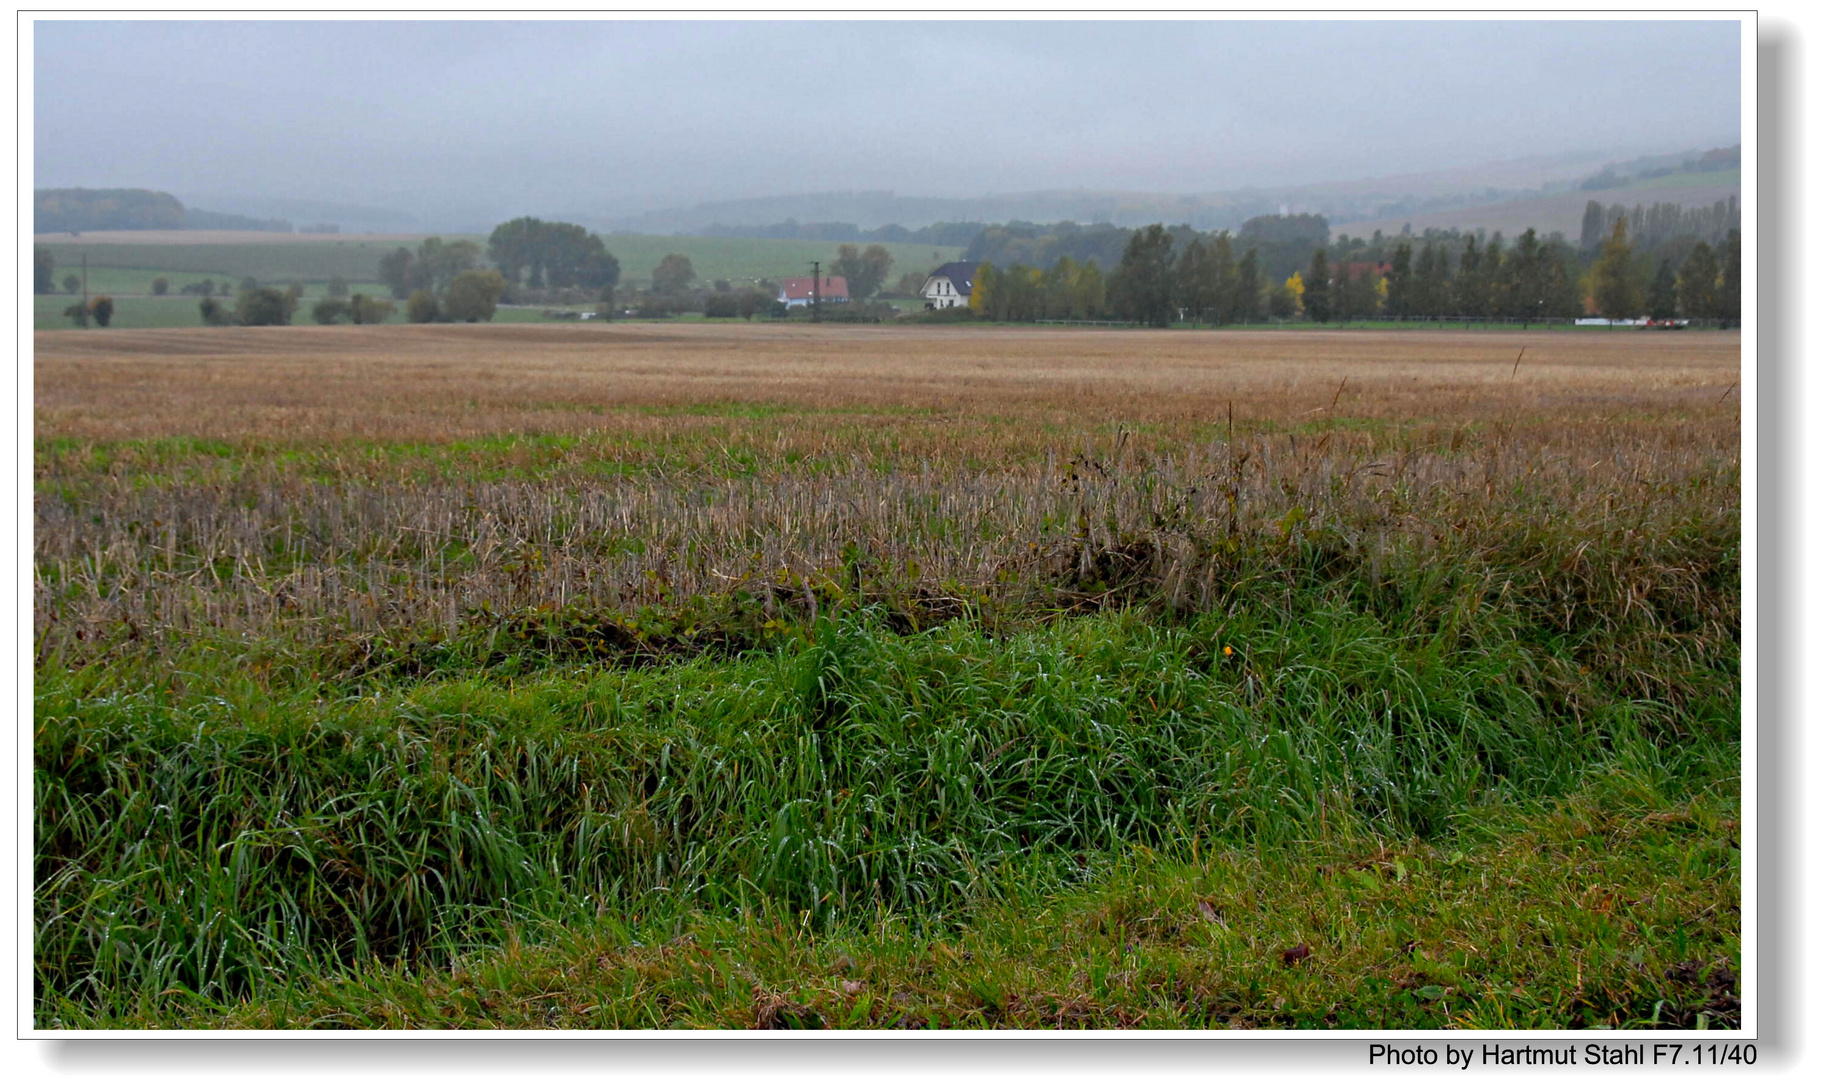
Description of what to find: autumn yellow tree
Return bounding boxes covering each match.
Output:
[968,263,997,317]
[1588,218,1642,319]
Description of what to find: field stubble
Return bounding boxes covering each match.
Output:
[36,323,1739,681]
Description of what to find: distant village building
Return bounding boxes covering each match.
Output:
[779,275,849,308]
[920,262,977,309]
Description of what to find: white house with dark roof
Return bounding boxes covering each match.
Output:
[920,261,977,309]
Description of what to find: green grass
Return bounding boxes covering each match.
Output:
[34,606,1739,1029]
[38,267,384,299]
[34,294,405,330]
[150,796,1741,1030]
[34,238,441,285]
[34,234,964,303]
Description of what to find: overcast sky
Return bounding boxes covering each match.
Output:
[34,18,1741,222]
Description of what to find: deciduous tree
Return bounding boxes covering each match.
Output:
[1302,249,1332,322]
[1383,243,1413,317]
[1589,218,1642,319]
[1113,224,1174,327]
[414,238,481,293]
[444,269,506,323]
[487,217,619,290]
[652,253,696,295]
[235,286,293,326]
[1453,236,1485,318]
[832,243,894,300]
[348,293,395,325]
[1719,229,1740,325]
[1175,238,1221,324]
[378,248,414,298]
[1229,248,1261,324]
[1579,200,1605,250]
[1677,241,1720,320]
[1647,259,1678,320]
[198,297,233,326]
[1207,232,1238,324]
[405,290,442,324]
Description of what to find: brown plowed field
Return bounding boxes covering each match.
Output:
[34,322,1740,444]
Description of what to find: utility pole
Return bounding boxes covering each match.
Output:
[809,261,821,323]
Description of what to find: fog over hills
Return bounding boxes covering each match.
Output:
[36,19,1739,237]
[577,148,1670,237]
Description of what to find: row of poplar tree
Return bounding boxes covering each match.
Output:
[968,219,1740,327]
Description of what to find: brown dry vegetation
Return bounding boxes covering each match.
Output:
[36,322,1736,446]
[36,323,1738,689]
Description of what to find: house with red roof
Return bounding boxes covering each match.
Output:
[778,275,849,308]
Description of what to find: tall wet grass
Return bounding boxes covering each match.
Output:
[38,590,1736,1018]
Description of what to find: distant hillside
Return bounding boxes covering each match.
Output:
[35,188,185,233]
[1335,182,1740,243]
[175,193,421,234]
[35,187,296,234]
[589,147,1730,240]
[1571,143,1740,193]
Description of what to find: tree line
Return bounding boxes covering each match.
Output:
[39,204,1739,330]
[1578,196,1739,254]
[965,212,1739,327]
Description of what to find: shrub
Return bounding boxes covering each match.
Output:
[62,302,89,328]
[311,299,350,325]
[444,270,506,323]
[349,294,395,325]
[405,290,442,324]
[89,295,114,327]
[151,277,169,296]
[235,287,293,327]
[198,297,234,327]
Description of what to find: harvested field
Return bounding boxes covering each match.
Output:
[35,322,1738,444]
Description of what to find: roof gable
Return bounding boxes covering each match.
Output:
[925,261,978,296]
